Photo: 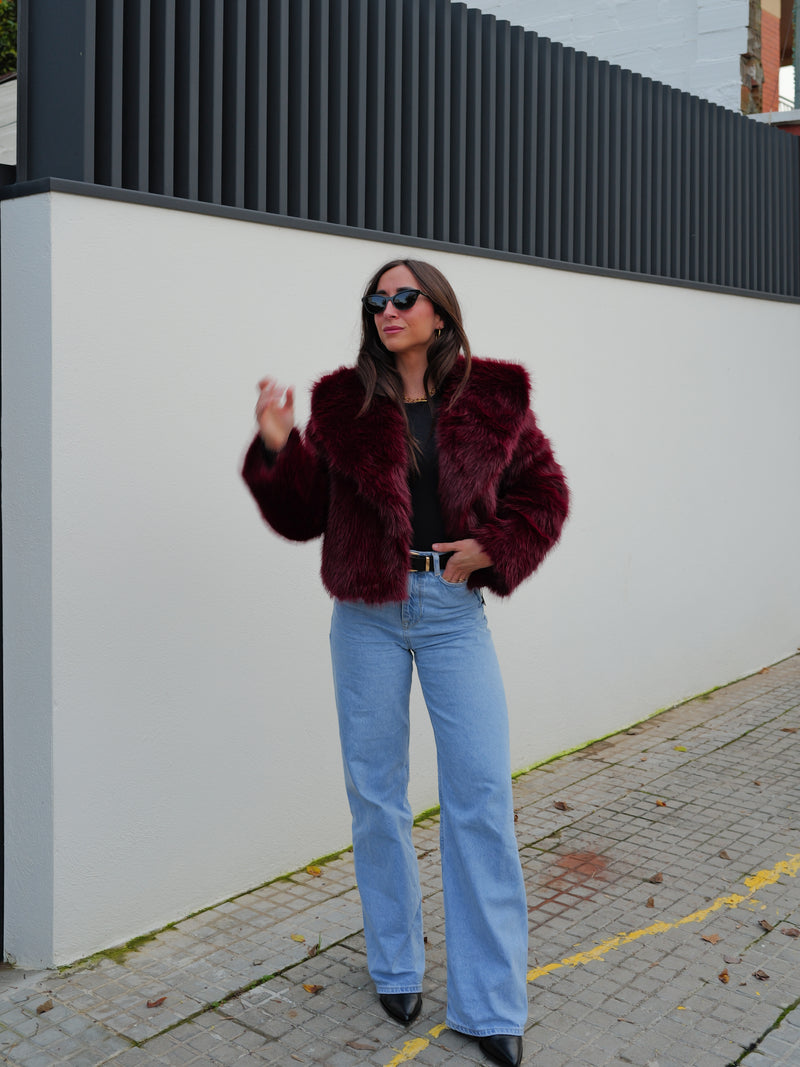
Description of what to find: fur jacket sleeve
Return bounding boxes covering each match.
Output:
[242,356,569,603]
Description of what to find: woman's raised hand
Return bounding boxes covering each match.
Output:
[255,377,295,452]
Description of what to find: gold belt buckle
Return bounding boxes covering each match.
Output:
[410,552,433,572]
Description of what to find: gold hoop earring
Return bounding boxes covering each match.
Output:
[436,328,442,339]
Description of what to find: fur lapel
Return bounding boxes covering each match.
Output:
[437,357,530,522]
[310,367,412,532]
[309,357,531,532]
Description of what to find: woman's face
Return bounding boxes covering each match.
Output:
[372,264,444,360]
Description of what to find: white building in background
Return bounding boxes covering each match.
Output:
[476,0,796,115]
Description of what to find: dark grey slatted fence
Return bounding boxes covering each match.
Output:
[15,0,800,297]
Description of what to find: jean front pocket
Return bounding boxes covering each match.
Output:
[436,574,469,589]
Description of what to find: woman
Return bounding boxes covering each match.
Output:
[242,259,568,1067]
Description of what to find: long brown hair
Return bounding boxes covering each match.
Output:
[356,259,472,418]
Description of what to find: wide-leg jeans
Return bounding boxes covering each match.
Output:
[329,558,528,1038]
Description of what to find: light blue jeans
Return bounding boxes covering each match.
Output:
[329,554,528,1038]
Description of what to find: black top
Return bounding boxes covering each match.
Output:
[405,399,447,550]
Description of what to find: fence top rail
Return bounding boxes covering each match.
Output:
[3,175,799,308]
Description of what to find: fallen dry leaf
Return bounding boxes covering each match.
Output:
[306,866,322,877]
[302,984,323,995]
[290,934,306,943]
[648,872,664,884]
[307,943,319,958]
[781,927,800,938]
[514,809,520,822]
[674,746,687,752]
[718,968,729,984]
[656,800,667,807]
[646,897,655,908]
[554,801,572,811]
[702,933,721,944]
[147,997,167,1009]
[36,1000,53,1015]
[754,781,761,786]
[753,969,770,981]
[718,850,731,860]
[759,920,774,932]
[781,727,797,733]
[723,954,742,964]
[347,1040,380,1051]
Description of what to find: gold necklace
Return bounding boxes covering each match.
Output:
[404,388,437,404]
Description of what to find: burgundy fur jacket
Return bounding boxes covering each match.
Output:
[242,357,569,603]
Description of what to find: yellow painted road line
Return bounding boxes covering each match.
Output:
[382,854,800,1065]
[384,1023,449,1065]
[528,852,800,982]
[384,1037,431,1064]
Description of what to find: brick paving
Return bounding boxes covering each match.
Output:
[1,654,799,1066]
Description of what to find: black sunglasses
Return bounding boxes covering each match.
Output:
[362,288,428,315]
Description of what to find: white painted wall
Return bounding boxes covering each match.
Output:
[3,190,800,967]
[475,0,749,111]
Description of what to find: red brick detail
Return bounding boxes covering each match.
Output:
[761,9,781,113]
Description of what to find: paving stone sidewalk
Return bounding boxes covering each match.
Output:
[1,655,799,1067]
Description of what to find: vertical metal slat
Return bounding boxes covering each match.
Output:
[327,0,349,226]
[548,42,563,262]
[584,54,599,269]
[661,81,673,279]
[536,37,552,259]
[364,1,385,231]
[479,14,497,250]
[464,9,483,248]
[607,65,621,271]
[679,92,692,281]
[107,0,125,188]
[561,46,576,264]
[174,0,200,202]
[619,70,633,274]
[149,0,176,196]
[571,49,588,266]
[449,4,468,245]
[244,0,268,212]
[287,0,311,219]
[222,0,247,209]
[433,0,453,243]
[308,0,330,223]
[19,0,97,183]
[507,25,525,254]
[122,0,151,192]
[266,0,289,216]
[417,0,437,240]
[198,0,224,205]
[628,72,642,275]
[599,59,614,269]
[493,18,511,253]
[401,0,421,237]
[651,82,665,279]
[383,0,403,234]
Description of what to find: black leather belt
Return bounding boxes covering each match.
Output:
[409,552,453,573]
